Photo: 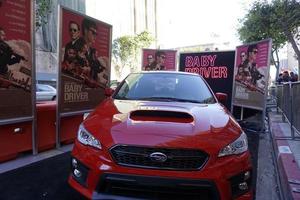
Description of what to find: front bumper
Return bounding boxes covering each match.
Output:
[68,141,253,200]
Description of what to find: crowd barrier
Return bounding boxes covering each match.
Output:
[0,101,84,163]
[0,122,32,163]
[273,81,300,139]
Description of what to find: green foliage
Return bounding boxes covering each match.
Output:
[35,0,52,30]
[238,1,286,50]
[238,0,300,76]
[112,30,155,78]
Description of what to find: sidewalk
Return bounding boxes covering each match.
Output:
[268,108,300,200]
[0,144,73,174]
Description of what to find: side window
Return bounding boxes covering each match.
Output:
[117,81,130,98]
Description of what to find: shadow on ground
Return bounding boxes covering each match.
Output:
[0,153,85,200]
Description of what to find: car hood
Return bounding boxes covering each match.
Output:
[83,98,242,153]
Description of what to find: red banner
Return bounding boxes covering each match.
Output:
[0,0,33,120]
[232,39,272,110]
[59,7,112,113]
[142,49,177,71]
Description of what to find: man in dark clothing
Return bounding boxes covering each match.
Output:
[290,71,298,82]
[64,21,82,61]
[150,51,166,70]
[81,18,105,81]
[282,71,291,82]
[144,54,154,71]
[246,44,264,86]
[277,73,283,84]
[250,65,264,85]
[0,27,25,75]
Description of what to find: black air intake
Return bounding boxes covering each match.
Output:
[130,110,194,123]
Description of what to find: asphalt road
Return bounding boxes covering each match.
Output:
[0,131,259,200]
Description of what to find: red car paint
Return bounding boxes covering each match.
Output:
[68,72,252,200]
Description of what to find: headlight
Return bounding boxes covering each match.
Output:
[218,132,248,157]
[77,124,101,149]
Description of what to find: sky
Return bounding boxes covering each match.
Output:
[86,0,255,49]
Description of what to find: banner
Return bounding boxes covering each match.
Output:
[179,51,235,110]
[232,39,272,110]
[0,0,33,120]
[142,49,177,71]
[59,7,112,113]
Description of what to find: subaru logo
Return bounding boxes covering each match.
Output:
[149,152,168,162]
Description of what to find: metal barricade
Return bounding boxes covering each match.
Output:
[282,83,292,122]
[273,82,300,140]
[292,82,300,135]
[276,85,283,110]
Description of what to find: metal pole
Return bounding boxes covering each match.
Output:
[32,0,38,155]
[154,0,157,48]
[241,107,244,121]
[145,0,148,30]
[133,0,137,34]
[56,5,62,149]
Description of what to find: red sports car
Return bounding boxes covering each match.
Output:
[68,71,252,200]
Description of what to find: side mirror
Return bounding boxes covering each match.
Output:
[215,92,227,104]
[104,88,115,97]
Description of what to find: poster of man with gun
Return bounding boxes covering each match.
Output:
[0,26,31,91]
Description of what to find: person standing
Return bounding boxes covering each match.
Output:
[290,71,298,82]
[282,71,291,82]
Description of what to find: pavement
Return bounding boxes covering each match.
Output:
[268,107,300,200]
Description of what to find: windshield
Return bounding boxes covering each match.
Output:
[114,73,215,104]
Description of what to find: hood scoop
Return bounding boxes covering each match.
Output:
[130,110,194,123]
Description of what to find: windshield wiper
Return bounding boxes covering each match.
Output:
[137,97,202,103]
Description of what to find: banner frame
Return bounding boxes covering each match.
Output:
[56,5,112,148]
[31,0,37,154]
[179,50,236,111]
[0,0,35,126]
[231,38,272,128]
[141,48,177,71]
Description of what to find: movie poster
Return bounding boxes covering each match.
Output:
[232,39,272,110]
[142,49,177,71]
[59,7,112,113]
[0,0,33,120]
[179,51,235,110]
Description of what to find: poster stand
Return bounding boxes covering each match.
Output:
[56,6,112,148]
[232,39,272,133]
[179,51,235,111]
[0,0,37,156]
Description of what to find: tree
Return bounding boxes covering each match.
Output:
[238,0,300,80]
[35,0,52,30]
[112,31,154,79]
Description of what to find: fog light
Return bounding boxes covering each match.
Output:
[238,182,248,191]
[72,158,78,168]
[73,169,82,178]
[244,171,250,180]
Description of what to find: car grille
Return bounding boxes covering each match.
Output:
[110,145,209,170]
[97,173,220,200]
